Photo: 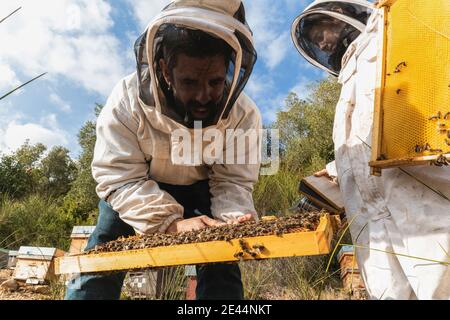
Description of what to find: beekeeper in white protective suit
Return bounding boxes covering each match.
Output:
[66,0,262,300]
[291,0,450,299]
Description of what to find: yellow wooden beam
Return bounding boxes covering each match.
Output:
[370,7,389,177]
[376,0,398,8]
[369,154,450,169]
[55,215,333,275]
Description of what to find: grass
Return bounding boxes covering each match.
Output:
[240,255,343,300]
[253,168,300,215]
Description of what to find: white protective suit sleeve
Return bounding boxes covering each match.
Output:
[209,96,262,222]
[92,83,184,235]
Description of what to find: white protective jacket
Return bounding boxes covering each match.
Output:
[329,9,450,299]
[92,73,261,235]
[91,1,261,235]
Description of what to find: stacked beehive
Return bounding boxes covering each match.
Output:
[337,246,365,290]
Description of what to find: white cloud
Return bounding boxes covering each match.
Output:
[1,121,69,153]
[243,0,295,70]
[247,74,312,124]
[126,0,171,29]
[284,0,311,12]
[265,32,291,69]
[246,74,274,99]
[0,0,128,96]
[245,73,282,124]
[50,93,71,113]
[40,113,61,131]
[0,98,70,154]
[289,76,311,101]
[0,111,71,156]
[0,63,21,94]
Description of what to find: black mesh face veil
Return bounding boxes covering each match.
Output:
[134,30,153,106]
[134,1,257,128]
[307,1,372,25]
[295,13,362,75]
[291,1,372,76]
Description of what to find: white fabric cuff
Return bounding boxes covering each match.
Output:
[157,213,184,234]
[326,161,338,178]
[219,211,260,223]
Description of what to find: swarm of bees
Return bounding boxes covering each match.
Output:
[413,110,450,166]
[86,212,323,255]
[414,143,442,154]
[233,240,268,260]
[428,111,450,122]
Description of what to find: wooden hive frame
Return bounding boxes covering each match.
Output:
[370,0,450,175]
[55,215,333,275]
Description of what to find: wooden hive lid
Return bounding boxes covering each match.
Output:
[337,245,356,262]
[17,246,64,261]
[71,226,96,238]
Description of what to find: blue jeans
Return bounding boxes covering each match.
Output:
[65,180,244,300]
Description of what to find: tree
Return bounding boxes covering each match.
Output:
[61,104,102,223]
[0,141,47,198]
[15,140,46,169]
[0,154,30,199]
[274,76,341,174]
[253,76,341,215]
[40,146,77,197]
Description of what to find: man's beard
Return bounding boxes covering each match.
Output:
[174,96,223,128]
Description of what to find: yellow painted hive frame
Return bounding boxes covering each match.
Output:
[55,215,333,275]
[370,0,450,173]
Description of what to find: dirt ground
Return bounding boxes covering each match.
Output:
[0,268,367,300]
[0,288,51,300]
[0,269,52,300]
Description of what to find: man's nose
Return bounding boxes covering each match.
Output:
[318,41,328,51]
[195,85,212,105]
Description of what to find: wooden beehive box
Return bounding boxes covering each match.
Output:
[342,271,365,290]
[69,226,96,255]
[123,270,158,299]
[0,249,8,268]
[7,250,18,269]
[55,214,334,275]
[337,246,365,289]
[13,246,65,284]
[337,246,358,272]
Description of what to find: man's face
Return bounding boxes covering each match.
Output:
[308,20,345,54]
[161,53,227,123]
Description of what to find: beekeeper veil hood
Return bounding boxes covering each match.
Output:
[134,0,257,128]
[291,0,373,76]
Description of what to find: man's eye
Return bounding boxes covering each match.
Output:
[317,34,325,44]
[183,79,197,86]
[210,79,225,86]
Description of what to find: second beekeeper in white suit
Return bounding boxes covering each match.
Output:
[291,0,450,299]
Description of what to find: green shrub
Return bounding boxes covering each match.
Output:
[0,194,74,250]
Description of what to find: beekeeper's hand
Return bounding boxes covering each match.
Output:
[226,213,254,225]
[166,215,223,234]
[314,168,331,178]
[314,168,338,184]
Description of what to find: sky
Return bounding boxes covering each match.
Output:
[0,0,326,158]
